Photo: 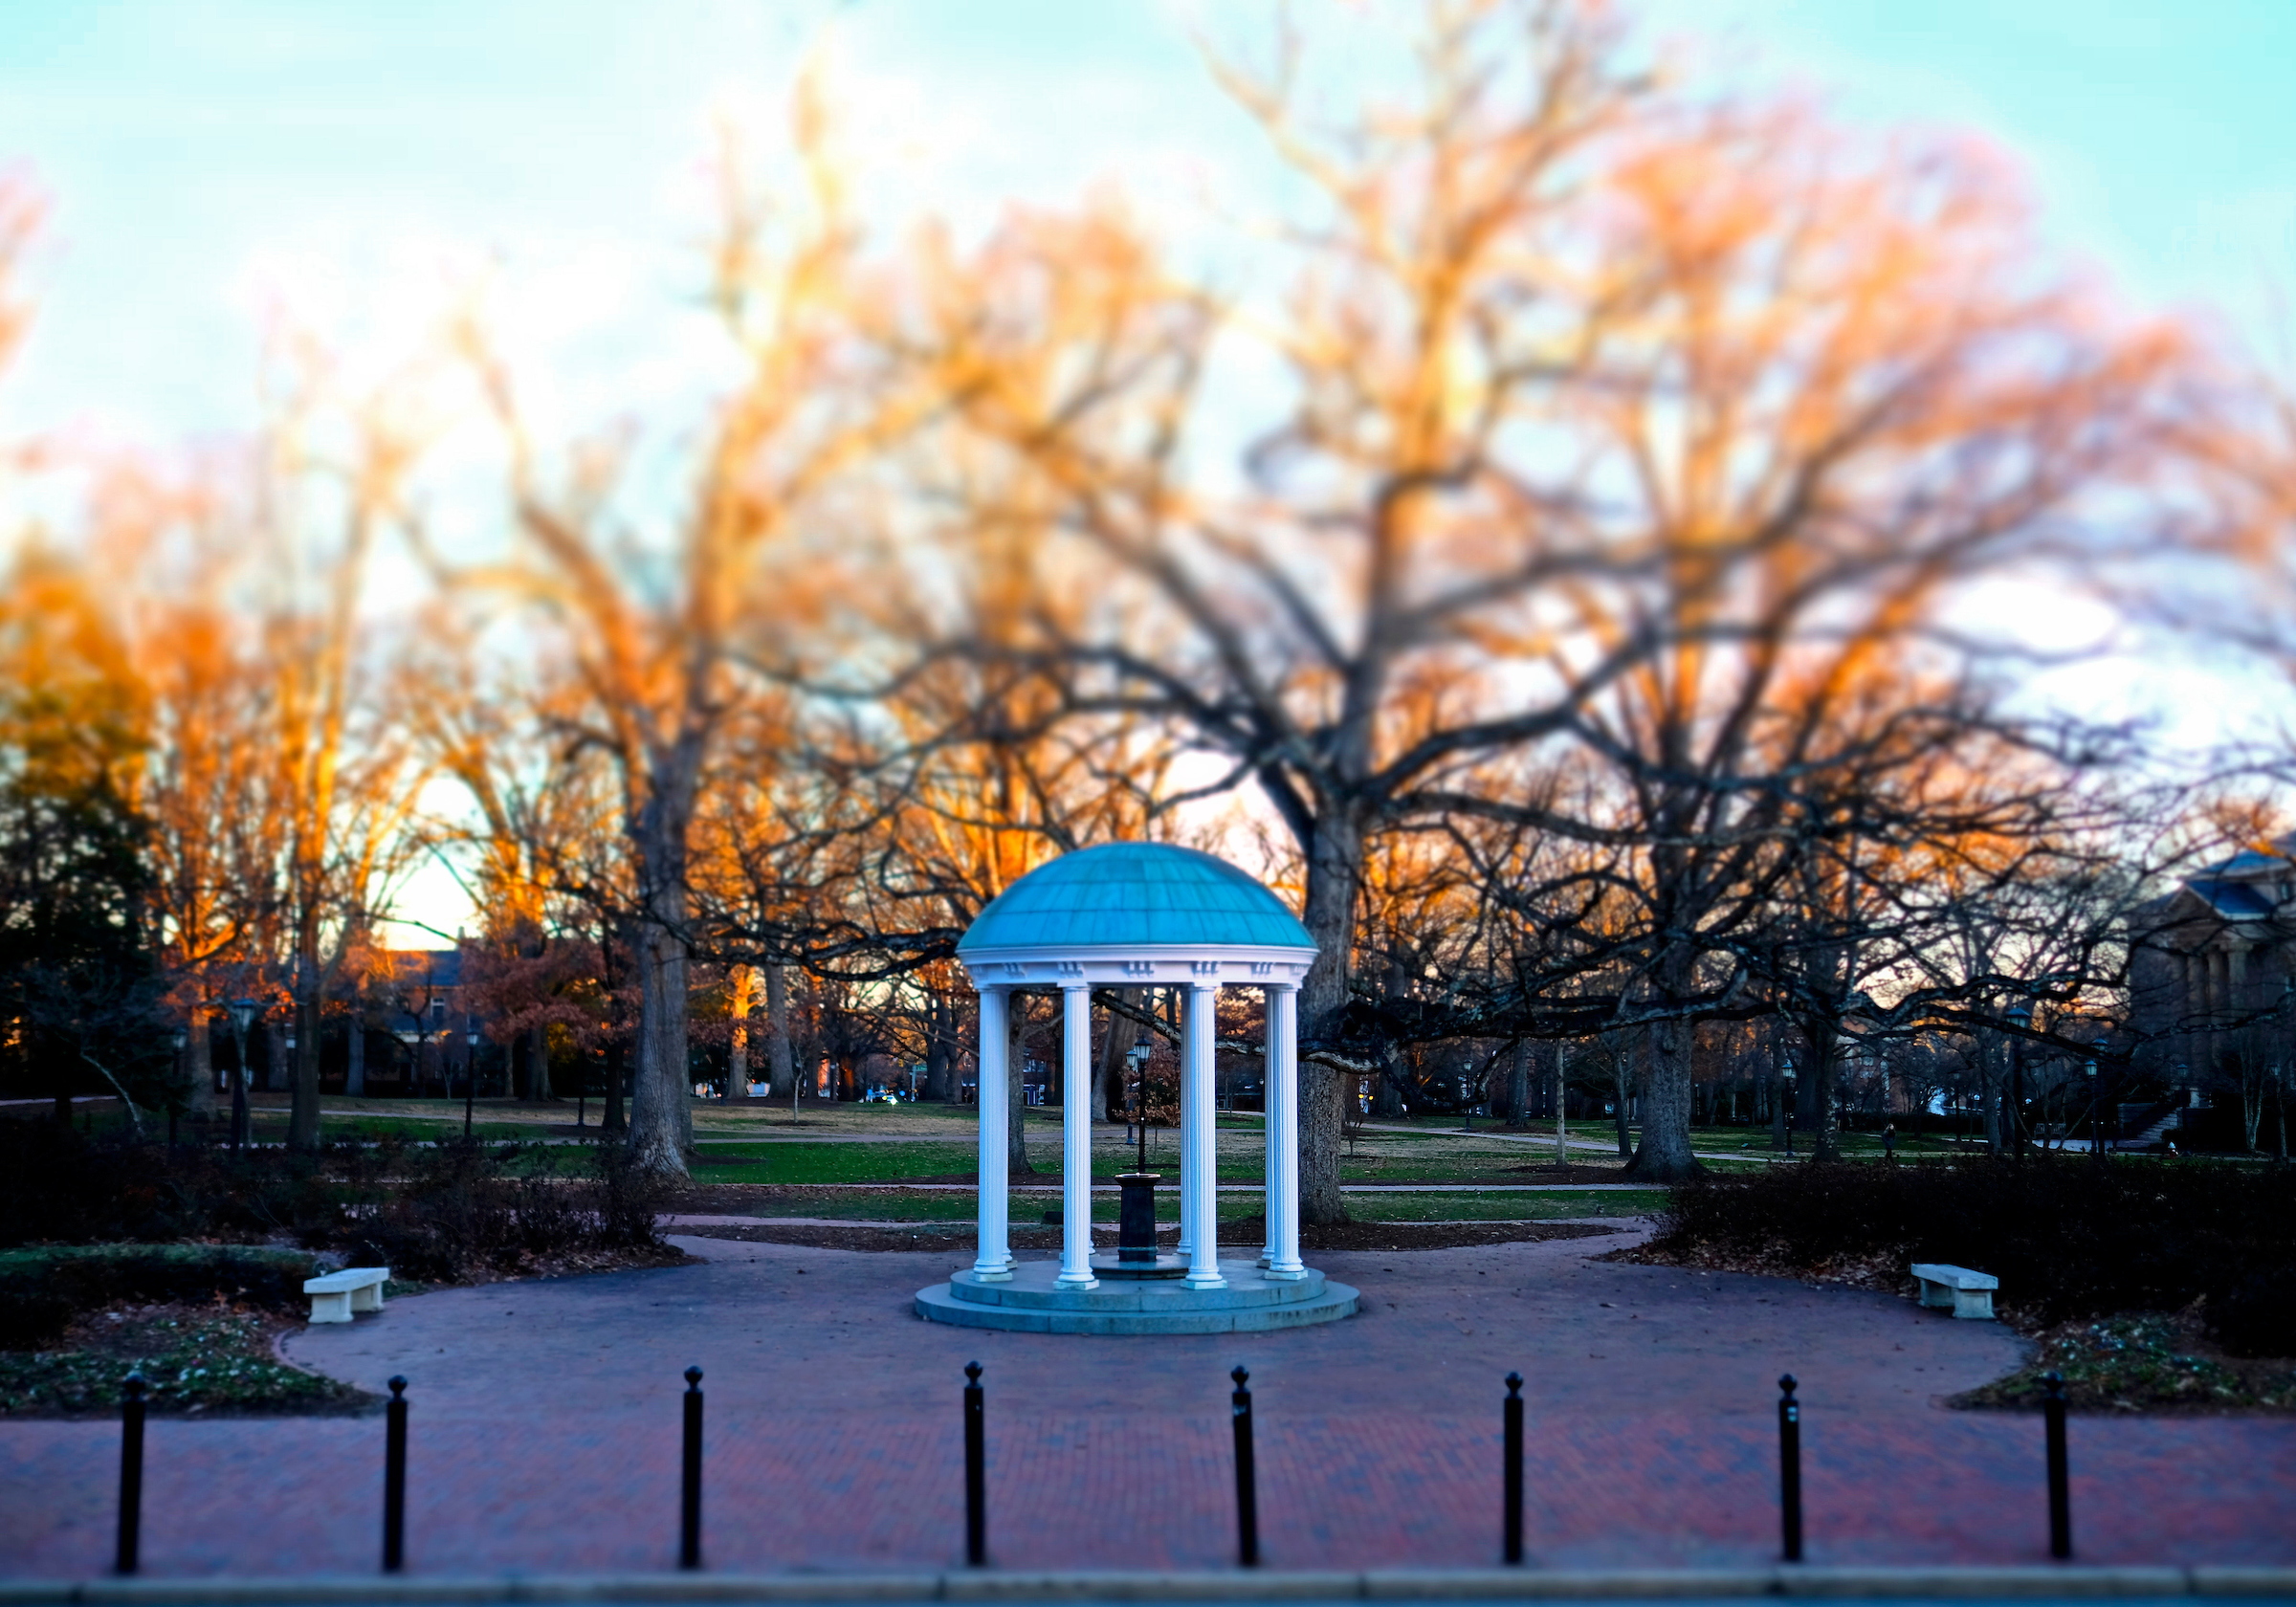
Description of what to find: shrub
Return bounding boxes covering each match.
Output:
[1652,1158,2296,1355]
[0,1122,663,1286]
[337,1137,665,1281]
[0,1244,319,1346]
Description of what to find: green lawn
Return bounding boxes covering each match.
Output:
[1347,1189,1667,1222]
[677,1182,1658,1225]
[689,1141,980,1185]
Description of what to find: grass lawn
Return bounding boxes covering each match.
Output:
[1346,1189,1667,1222]
[690,1141,980,1185]
[675,1183,1658,1225]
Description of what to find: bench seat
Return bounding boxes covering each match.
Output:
[1910,1262,1997,1321]
[303,1266,390,1324]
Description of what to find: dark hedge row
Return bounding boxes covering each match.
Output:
[0,1244,319,1348]
[0,1121,666,1291]
[1652,1158,2296,1357]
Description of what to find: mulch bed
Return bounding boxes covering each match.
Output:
[1954,1309,2296,1415]
[0,1301,369,1419]
[1610,1237,2296,1415]
[441,1243,697,1283]
[1606,1237,1910,1295]
[674,1218,1622,1254]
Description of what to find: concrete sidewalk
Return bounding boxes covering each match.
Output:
[6,1563,2296,1602]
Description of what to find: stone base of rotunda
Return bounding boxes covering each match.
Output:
[916,1260,1357,1335]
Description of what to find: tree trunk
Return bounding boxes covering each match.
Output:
[1554,1043,1569,1165]
[764,964,795,1098]
[725,964,755,1103]
[1007,993,1035,1175]
[603,1038,627,1133]
[288,935,322,1151]
[1293,801,1362,1224]
[630,913,690,1173]
[1505,1038,1531,1129]
[528,1022,551,1102]
[345,1013,364,1098]
[1808,1025,1843,1161]
[186,1004,215,1117]
[1093,988,1133,1123]
[1612,1047,1632,1159]
[925,989,953,1102]
[1622,936,1704,1180]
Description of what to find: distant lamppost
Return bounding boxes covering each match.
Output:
[227,997,259,1152]
[2005,1000,2033,1163]
[1782,1059,1798,1156]
[1127,1036,1152,1162]
[169,1027,188,1149]
[465,1024,481,1138]
[2085,1046,2101,1163]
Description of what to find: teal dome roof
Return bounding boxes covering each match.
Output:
[958,843,1315,953]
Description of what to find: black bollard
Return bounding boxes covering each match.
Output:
[115,1373,146,1575]
[963,1362,986,1567]
[383,1376,408,1573]
[680,1366,704,1570]
[2043,1371,2071,1559]
[1777,1374,1802,1563]
[1502,1372,1524,1565]
[1231,1365,1260,1568]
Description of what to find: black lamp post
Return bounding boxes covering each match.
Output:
[464,1024,480,1138]
[1115,1035,1160,1268]
[1782,1059,1797,1156]
[169,1028,187,1149]
[1126,1036,1151,1157]
[2005,1000,2032,1162]
[2085,1049,2101,1162]
[226,997,259,1152]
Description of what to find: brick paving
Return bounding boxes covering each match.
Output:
[4,1227,2291,1579]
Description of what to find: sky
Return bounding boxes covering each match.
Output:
[4,1,2291,446]
[2,0,2291,936]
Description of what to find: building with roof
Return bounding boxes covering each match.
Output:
[2130,836,2296,1110]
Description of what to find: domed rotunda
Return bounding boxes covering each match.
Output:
[914,843,1357,1333]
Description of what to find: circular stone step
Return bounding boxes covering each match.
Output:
[916,1260,1358,1334]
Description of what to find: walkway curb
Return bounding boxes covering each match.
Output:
[4,1568,2289,1602]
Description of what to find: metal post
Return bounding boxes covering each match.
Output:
[1777,1375,1802,1563]
[382,1376,408,1573]
[2009,1005,2029,1162]
[963,1361,986,1567]
[2043,1371,2071,1559]
[1503,1372,1524,1565]
[1231,1365,1260,1568]
[115,1373,145,1574]
[680,1366,703,1570]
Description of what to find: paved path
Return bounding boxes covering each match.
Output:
[692,1182,1661,1194]
[5,1232,2291,1580]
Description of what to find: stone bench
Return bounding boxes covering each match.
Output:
[1910,1262,1997,1321]
[304,1266,389,1324]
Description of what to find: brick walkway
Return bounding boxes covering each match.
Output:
[5,1229,2291,1579]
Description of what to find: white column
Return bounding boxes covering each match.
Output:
[972,986,1012,1281]
[1057,982,1098,1288]
[1264,982,1306,1280]
[1182,979,1225,1289]
[1259,994,1278,1267]
[1176,994,1194,1261]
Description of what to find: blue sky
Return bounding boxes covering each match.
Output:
[6,0,2286,936]
[2,1,2291,447]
